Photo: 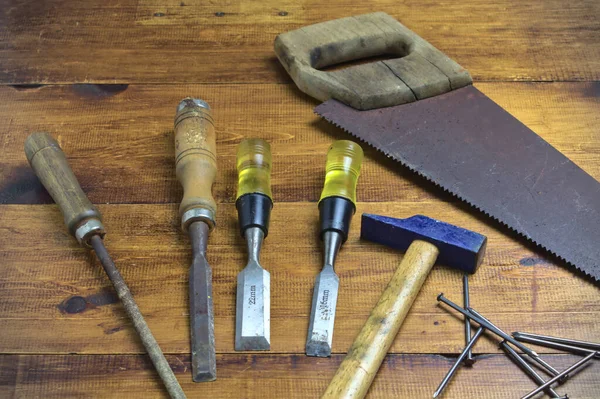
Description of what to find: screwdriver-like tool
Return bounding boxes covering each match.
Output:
[24,133,186,399]
[174,98,218,382]
[234,139,273,351]
[306,140,363,357]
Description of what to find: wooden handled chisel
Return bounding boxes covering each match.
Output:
[174,98,218,382]
[25,133,186,399]
[234,139,273,351]
[306,140,363,357]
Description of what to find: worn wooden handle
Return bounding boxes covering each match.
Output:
[24,133,104,244]
[174,99,217,230]
[274,12,471,110]
[322,240,439,399]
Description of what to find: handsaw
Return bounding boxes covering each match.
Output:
[274,12,600,283]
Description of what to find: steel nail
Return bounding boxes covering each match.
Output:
[513,333,600,358]
[436,294,539,358]
[521,352,595,399]
[468,307,560,378]
[463,275,474,366]
[501,341,562,398]
[433,326,485,398]
[514,332,600,352]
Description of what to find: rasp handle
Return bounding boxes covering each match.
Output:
[24,133,105,246]
[174,98,217,231]
[322,240,439,399]
[274,12,471,110]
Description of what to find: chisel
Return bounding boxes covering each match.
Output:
[24,133,186,399]
[174,98,218,382]
[306,140,363,357]
[234,138,273,351]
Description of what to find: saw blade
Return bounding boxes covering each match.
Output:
[315,85,600,282]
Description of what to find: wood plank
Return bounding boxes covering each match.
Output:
[0,203,598,354]
[1,353,599,398]
[1,82,598,205]
[0,0,598,84]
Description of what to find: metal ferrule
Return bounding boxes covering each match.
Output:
[182,208,215,232]
[323,230,343,269]
[174,99,214,128]
[75,218,106,247]
[177,98,210,113]
[245,227,264,266]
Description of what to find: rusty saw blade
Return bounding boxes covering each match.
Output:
[316,88,600,281]
[275,12,600,282]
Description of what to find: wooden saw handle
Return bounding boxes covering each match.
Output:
[274,12,471,110]
[174,98,217,230]
[321,240,439,399]
[24,133,104,245]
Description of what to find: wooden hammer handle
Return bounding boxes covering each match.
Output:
[24,133,104,242]
[322,240,439,399]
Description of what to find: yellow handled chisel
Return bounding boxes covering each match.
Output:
[306,140,363,357]
[235,139,273,351]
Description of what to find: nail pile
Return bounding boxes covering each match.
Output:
[433,275,598,399]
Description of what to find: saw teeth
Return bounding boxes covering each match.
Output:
[314,108,597,282]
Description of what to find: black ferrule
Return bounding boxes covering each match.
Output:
[318,196,355,243]
[236,193,273,237]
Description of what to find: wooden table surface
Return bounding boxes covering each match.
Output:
[1,1,599,398]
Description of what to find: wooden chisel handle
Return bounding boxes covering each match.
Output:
[322,240,439,399]
[24,133,105,245]
[174,98,217,231]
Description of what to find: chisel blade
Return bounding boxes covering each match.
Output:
[306,265,339,357]
[235,262,271,351]
[189,222,216,382]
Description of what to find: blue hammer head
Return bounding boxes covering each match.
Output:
[361,214,487,273]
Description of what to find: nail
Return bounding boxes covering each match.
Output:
[501,341,562,398]
[513,333,600,358]
[463,275,474,366]
[521,352,595,399]
[437,294,538,358]
[514,332,600,352]
[433,326,485,398]
[468,307,560,378]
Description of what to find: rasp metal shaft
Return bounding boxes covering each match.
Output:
[91,236,186,399]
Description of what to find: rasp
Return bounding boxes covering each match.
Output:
[25,133,186,398]
[275,12,600,282]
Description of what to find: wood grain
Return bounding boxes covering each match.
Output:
[0,203,598,355]
[1,82,598,205]
[0,353,598,398]
[1,2,599,397]
[0,0,599,84]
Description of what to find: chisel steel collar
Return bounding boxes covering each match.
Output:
[181,208,215,232]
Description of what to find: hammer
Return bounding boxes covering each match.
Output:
[321,214,487,399]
